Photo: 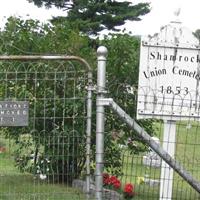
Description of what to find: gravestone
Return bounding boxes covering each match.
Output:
[143,136,161,168]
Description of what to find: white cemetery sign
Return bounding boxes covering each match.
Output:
[137,22,200,121]
[137,20,200,200]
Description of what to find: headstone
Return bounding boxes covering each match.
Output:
[143,137,161,168]
[186,123,192,129]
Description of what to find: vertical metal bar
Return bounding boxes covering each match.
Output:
[86,70,93,198]
[95,46,108,200]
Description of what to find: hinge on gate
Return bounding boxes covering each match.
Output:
[96,98,113,106]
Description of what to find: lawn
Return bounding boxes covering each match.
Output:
[120,120,200,200]
[2,120,200,200]
[0,142,87,200]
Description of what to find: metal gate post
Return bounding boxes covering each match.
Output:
[95,46,108,200]
[86,70,93,198]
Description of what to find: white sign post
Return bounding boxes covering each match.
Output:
[160,120,176,200]
[137,18,200,199]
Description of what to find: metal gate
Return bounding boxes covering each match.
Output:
[1,48,200,200]
[95,46,200,200]
[0,56,92,200]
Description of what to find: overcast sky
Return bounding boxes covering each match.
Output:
[128,0,200,35]
[0,0,65,27]
[1,0,200,36]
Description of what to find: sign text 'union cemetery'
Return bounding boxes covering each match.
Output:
[137,22,200,120]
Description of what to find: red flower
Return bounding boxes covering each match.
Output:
[103,173,109,179]
[113,179,121,189]
[103,174,121,190]
[109,176,118,185]
[104,177,110,185]
[109,176,121,189]
[124,183,134,194]
[103,173,110,185]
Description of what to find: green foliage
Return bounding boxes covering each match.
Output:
[104,137,122,176]
[100,34,156,156]
[27,0,150,35]
[0,17,156,181]
[0,17,95,183]
[14,134,44,173]
[193,29,200,43]
[28,0,70,8]
[0,17,94,59]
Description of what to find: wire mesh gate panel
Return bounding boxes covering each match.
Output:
[0,57,91,200]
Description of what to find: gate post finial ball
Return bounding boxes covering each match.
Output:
[97,46,108,60]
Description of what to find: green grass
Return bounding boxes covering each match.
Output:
[0,150,86,200]
[120,121,200,200]
[2,120,200,199]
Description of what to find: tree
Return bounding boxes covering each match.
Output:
[194,29,200,43]
[27,0,150,35]
[100,34,155,156]
[0,17,156,182]
[0,17,95,183]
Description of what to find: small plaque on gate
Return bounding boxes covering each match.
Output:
[0,101,29,126]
